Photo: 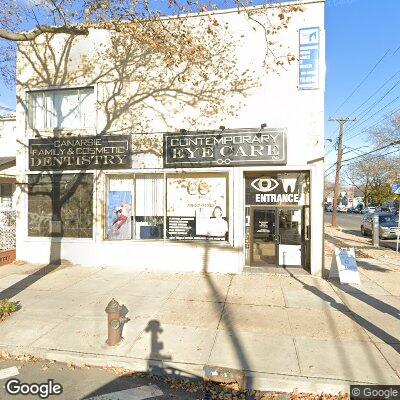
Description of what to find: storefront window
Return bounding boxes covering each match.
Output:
[107,177,133,240]
[106,174,164,240]
[135,174,164,239]
[166,173,229,241]
[28,173,93,238]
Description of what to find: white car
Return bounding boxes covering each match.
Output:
[364,207,376,214]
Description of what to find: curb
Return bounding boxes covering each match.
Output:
[0,344,370,395]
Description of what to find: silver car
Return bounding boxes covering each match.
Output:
[361,212,400,239]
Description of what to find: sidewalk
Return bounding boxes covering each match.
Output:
[0,236,399,394]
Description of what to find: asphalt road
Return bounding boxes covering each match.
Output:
[0,358,258,400]
[0,358,213,400]
[324,212,400,252]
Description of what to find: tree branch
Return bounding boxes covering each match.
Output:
[0,25,89,41]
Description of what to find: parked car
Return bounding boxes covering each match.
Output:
[363,206,376,214]
[361,212,400,239]
[325,205,333,212]
[337,205,347,213]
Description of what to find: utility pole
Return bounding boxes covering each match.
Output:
[328,117,356,227]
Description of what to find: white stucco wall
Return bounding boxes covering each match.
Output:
[15,0,325,274]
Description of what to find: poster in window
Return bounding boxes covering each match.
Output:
[166,175,228,241]
[107,191,132,240]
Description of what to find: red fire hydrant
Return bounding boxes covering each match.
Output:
[105,298,126,346]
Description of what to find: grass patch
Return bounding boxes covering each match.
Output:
[0,299,20,321]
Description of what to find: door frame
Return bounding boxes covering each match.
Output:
[249,205,304,268]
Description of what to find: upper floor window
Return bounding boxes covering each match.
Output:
[28,87,95,130]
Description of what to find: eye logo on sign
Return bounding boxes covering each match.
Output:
[251,178,279,193]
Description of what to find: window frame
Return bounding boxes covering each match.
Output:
[26,86,96,131]
[27,172,94,239]
[104,172,230,244]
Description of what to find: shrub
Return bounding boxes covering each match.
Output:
[0,299,20,320]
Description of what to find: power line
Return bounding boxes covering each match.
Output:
[0,105,15,112]
[344,94,400,141]
[326,48,399,144]
[342,140,400,165]
[330,49,391,117]
[325,145,400,179]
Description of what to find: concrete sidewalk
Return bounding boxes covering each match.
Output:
[0,257,399,394]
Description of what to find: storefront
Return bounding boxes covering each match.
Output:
[21,128,321,274]
[15,0,325,275]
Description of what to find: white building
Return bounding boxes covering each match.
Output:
[15,0,325,274]
[0,114,17,210]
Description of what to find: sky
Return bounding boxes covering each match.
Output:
[324,0,400,179]
[1,0,400,174]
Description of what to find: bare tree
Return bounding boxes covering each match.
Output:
[1,0,304,88]
[369,111,400,147]
[344,156,399,206]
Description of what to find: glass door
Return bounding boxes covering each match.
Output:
[251,208,276,266]
[277,208,303,267]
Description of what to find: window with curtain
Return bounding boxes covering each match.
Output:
[135,174,164,240]
[28,87,95,130]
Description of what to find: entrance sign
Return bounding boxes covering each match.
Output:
[163,130,287,168]
[29,135,131,171]
[245,175,303,205]
[329,247,361,285]
[299,27,320,90]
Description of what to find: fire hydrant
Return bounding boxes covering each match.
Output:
[105,298,126,346]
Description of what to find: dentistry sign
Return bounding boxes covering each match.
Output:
[245,174,304,205]
[163,130,286,168]
[29,135,131,171]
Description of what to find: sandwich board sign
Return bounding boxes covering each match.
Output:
[392,183,400,195]
[330,247,361,285]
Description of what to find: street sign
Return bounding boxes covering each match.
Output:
[299,27,320,90]
[392,183,400,195]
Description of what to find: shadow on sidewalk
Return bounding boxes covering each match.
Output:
[287,270,399,355]
[81,318,254,400]
[0,259,62,301]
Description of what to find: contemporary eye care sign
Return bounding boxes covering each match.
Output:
[163,130,287,168]
[29,135,131,171]
[299,27,320,90]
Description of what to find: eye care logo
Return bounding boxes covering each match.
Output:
[251,178,279,193]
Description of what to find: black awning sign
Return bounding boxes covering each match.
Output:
[29,135,131,171]
[163,130,286,168]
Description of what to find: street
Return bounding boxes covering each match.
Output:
[0,357,207,400]
[324,212,400,252]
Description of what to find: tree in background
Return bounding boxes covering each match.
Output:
[344,156,399,206]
